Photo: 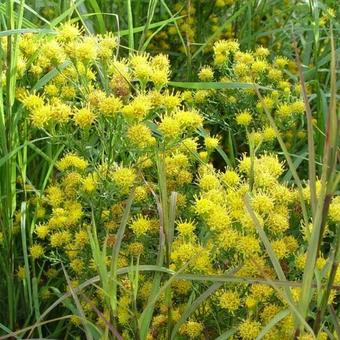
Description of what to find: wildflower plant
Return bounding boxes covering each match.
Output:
[0,2,339,340]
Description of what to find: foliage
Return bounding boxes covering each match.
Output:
[0,1,339,339]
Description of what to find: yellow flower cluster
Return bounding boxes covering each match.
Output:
[186,39,308,152]
[21,23,340,340]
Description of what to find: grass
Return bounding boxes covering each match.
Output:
[0,0,339,339]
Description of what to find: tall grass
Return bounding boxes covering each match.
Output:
[0,0,339,338]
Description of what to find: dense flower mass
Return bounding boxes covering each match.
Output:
[1,7,338,338]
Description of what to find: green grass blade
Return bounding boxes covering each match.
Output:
[110,190,135,314]
[244,194,294,303]
[254,86,309,225]
[127,0,134,53]
[215,328,237,340]
[61,264,93,340]
[255,309,290,340]
[20,202,33,316]
[169,81,270,91]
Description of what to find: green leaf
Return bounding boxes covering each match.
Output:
[169,81,269,90]
[255,309,290,340]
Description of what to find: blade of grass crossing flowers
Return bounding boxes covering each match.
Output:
[196,128,233,167]
[61,263,93,340]
[171,284,222,339]
[254,85,309,225]
[215,328,237,340]
[20,202,33,316]
[171,266,239,340]
[169,81,269,90]
[110,189,135,316]
[244,195,294,304]
[298,26,339,326]
[3,0,25,329]
[328,305,340,339]
[255,309,290,340]
[0,28,54,37]
[314,224,340,333]
[139,263,191,340]
[0,315,75,339]
[247,256,315,337]
[168,192,177,252]
[32,277,43,338]
[138,158,167,340]
[282,149,308,183]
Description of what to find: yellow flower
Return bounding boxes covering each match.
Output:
[35,223,49,239]
[261,304,281,322]
[251,59,268,74]
[262,126,276,141]
[57,153,88,171]
[198,66,214,81]
[122,95,152,120]
[204,136,220,150]
[252,192,275,215]
[57,22,81,42]
[82,173,97,193]
[70,258,85,274]
[219,290,240,312]
[98,95,123,117]
[237,235,261,256]
[73,107,96,128]
[222,170,240,186]
[111,166,136,194]
[150,69,169,87]
[271,239,288,259]
[130,53,153,81]
[30,244,44,259]
[127,242,144,256]
[75,229,89,247]
[50,101,72,124]
[72,36,98,62]
[236,110,252,126]
[17,265,26,280]
[46,185,63,207]
[238,319,261,340]
[50,230,71,248]
[198,174,220,191]
[98,32,117,59]
[30,105,52,129]
[329,196,340,222]
[274,56,289,68]
[130,215,152,237]
[127,123,156,148]
[176,219,196,236]
[255,46,269,58]
[174,109,203,129]
[194,196,215,216]
[19,92,45,111]
[158,116,182,138]
[181,320,204,338]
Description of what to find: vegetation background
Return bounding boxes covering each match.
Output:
[0,0,339,339]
